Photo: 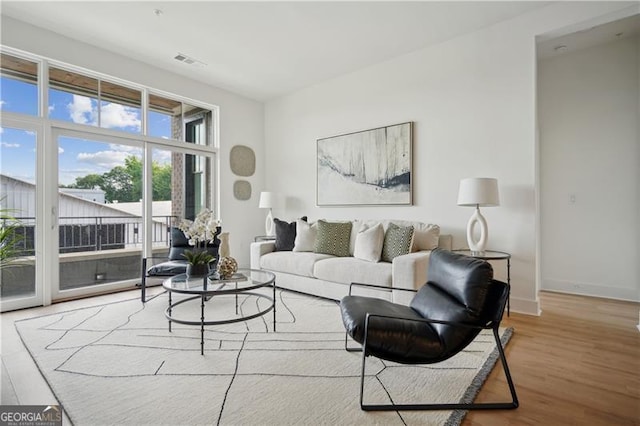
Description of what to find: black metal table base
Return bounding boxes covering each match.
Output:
[165,291,276,355]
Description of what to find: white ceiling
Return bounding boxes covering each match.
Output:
[537,13,640,59]
[1,1,554,101]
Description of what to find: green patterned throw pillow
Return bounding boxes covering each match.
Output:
[381,223,414,262]
[314,220,353,257]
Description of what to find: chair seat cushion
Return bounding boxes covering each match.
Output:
[340,295,444,364]
[147,260,188,276]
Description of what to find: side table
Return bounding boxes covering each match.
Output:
[453,249,511,316]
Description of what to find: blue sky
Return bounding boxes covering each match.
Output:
[0,76,171,185]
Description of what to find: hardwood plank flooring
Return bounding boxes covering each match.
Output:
[465,291,640,426]
[1,289,639,425]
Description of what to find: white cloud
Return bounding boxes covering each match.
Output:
[109,143,140,154]
[0,127,4,134]
[152,149,172,164]
[77,150,130,170]
[59,147,64,154]
[0,100,5,110]
[100,103,141,130]
[48,105,55,113]
[1,142,20,148]
[66,96,140,131]
[68,95,96,125]
[59,168,95,186]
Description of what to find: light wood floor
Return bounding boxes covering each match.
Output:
[1,289,639,425]
[466,291,640,426]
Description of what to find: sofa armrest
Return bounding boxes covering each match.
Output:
[250,241,276,269]
[391,250,433,304]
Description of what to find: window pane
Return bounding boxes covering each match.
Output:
[0,53,38,116]
[151,147,174,255]
[58,136,143,291]
[183,103,211,146]
[149,94,182,140]
[99,81,141,134]
[49,67,99,126]
[183,153,212,219]
[1,127,37,299]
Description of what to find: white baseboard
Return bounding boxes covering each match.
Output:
[542,278,637,302]
[509,296,541,316]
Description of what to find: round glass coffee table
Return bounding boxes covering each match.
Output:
[162,268,276,355]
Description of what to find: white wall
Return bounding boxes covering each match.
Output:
[539,35,639,301]
[264,2,638,314]
[1,16,265,266]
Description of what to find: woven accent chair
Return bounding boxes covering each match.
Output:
[340,248,518,411]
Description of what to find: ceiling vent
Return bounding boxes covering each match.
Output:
[174,53,206,67]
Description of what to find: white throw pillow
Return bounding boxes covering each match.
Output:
[411,223,441,251]
[353,223,384,263]
[293,219,317,252]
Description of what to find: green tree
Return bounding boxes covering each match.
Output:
[102,165,136,203]
[68,173,104,190]
[63,155,172,203]
[124,156,143,202]
[152,161,172,201]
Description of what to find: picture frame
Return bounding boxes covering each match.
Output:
[316,122,412,206]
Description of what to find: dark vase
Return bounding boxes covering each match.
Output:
[186,263,209,277]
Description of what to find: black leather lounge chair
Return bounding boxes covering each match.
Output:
[140,226,220,302]
[340,248,518,411]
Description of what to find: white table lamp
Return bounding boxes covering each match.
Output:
[259,191,276,236]
[457,178,499,254]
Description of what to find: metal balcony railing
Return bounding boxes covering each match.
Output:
[1,215,177,256]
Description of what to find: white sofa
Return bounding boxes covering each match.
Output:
[250,219,452,303]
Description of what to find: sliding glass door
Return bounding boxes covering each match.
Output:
[53,129,145,299]
[0,121,43,311]
[1,50,218,310]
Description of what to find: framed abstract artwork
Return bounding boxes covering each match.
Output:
[316,122,412,206]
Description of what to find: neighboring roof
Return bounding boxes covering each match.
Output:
[109,200,173,218]
[1,174,136,217]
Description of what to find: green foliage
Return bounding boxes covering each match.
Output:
[63,155,172,203]
[152,161,172,201]
[0,204,24,269]
[68,173,104,190]
[182,249,215,266]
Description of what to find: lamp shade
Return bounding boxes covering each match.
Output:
[457,178,500,207]
[259,191,274,209]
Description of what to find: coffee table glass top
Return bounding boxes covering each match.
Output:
[162,268,275,295]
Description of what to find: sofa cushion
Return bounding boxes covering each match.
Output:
[381,223,414,262]
[353,223,384,263]
[274,218,297,251]
[274,216,308,251]
[260,251,333,277]
[314,257,392,287]
[411,223,440,251]
[147,260,188,276]
[168,227,191,260]
[293,219,317,252]
[314,220,352,257]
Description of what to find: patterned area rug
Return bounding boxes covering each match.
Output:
[16,289,512,425]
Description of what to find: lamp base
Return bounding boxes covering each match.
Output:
[265,209,274,236]
[467,207,488,254]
